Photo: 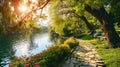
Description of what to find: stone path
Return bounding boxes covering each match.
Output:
[62,40,105,67]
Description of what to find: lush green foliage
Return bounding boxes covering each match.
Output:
[110,0,120,22]
[10,37,79,67]
[49,0,120,36]
[49,0,90,36]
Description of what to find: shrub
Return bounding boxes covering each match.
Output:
[64,37,79,49]
[33,45,71,67]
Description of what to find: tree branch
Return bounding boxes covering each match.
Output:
[68,10,94,33]
[85,5,103,23]
[11,0,50,29]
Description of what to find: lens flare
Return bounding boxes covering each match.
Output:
[19,5,27,12]
[31,0,37,3]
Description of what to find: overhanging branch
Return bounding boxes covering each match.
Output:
[66,10,94,33]
[85,5,103,23]
[11,0,50,29]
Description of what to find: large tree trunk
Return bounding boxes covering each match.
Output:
[85,5,120,48]
[102,18,120,47]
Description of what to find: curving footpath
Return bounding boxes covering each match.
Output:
[62,40,105,67]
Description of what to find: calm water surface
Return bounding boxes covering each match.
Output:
[0,32,53,67]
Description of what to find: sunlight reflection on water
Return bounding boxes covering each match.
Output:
[13,33,53,57]
[13,40,29,57]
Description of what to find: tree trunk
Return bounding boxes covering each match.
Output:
[102,18,120,47]
[72,12,95,34]
[80,16,95,34]
[85,5,120,48]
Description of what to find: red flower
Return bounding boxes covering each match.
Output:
[25,64,29,67]
[34,64,39,67]
[25,57,29,61]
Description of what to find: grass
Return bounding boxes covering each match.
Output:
[97,48,120,67]
[79,34,120,67]
[74,34,93,40]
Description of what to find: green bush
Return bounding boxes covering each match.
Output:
[33,45,71,67]
[64,37,79,49]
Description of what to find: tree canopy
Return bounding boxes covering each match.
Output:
[49,0,120,47]
[0,0,49,33]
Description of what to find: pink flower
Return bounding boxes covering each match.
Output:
[34,64,39,67]
[25,64,29,67]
